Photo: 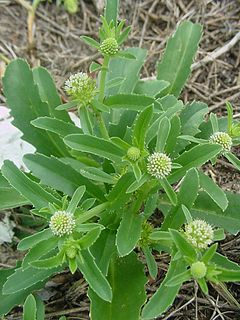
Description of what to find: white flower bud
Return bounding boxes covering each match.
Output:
[49,211,75,237]
[185,219,214,249]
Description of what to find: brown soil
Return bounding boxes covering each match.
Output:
[0,0,239,319]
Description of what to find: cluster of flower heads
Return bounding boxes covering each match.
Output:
[147,152,172,179]
[49,210,76,237]
[64,72,96,105]
[184,219,214,249]
[100,37,119,56]
[209,131,232,152]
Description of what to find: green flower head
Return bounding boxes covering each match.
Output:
[185,219,214,249]
[209,131,232,152]
[64,72,96,105]
[100,37,119,56]
[147,152,172,179]
[127,147,141,162]
[49,211,76,237]
[191,261,207,279]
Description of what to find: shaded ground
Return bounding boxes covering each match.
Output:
[0,0,240,319]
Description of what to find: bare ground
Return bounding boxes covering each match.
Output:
[0,0,240,319]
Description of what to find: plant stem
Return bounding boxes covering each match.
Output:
[97,55,110,139]
[99,55,110,102]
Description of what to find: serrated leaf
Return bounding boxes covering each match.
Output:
[116,207,143,256]
[18,229,53,251]
[23,237,58,268]
[160,178,177,206]
[142,258,186,319]
[134,79,169,97]
[156,117,170,152]
[64,134,124,162]
[89,252,147,320]
[133,105,153,149]
[31,251,64,269]
[80,167,116,184]
[157,21,202,97]
[165,270,191,287]
[78,227,103,249]
[3,59,69,156]
[199,171,228,211]
[23,153,105,200]
[23,294,37,320]
[3,265,61,295]
[67,185,86,214]
[143,246,158,279]
[31,117,82,137]
[77,249,112,302]
[225,152,240,171]
[2,160,61,209]
[105,94,155,111]
[168,144,222,183]
[169,229,197,262]
[80,36,100,49]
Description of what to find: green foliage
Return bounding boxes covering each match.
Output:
[1,2,240,319]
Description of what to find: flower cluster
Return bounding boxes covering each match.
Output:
[49,211,76,237]
[209,131,232,152]
[64,72,96,105]
[184,219,214,249]
[147,152,172,179]
[100,37,119,56]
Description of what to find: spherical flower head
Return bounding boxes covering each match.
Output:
[49,211,75,237]
[185,219,214,249]
[64,72,96,105]
[209,131,232,152]
[65,245,78,259]
[191,261,207,279]
[127,147,141,162]
[147,152,172,179]
[64,0,78,14]
[100,38,119,56]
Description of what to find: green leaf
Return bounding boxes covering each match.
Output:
[80,167,116,184]
[168,144,222,183]
[165,270,191,287]
[142,259,186,319]
[143,246,158,279]
[117,26,131,45]
[35,295,45,320]
[161,168,199,230]
[78,106,93,135]
[80,36,100,49]
[143,193,158,219]
[23,153,105,200]
[149,231,171,242]
[212,253,240,271]
[202,243,218,264]
[199,171,228,211]
[90,229,116,275]
[3,265,61,295]
[78,227,103,249]
[90,62,102,73]
[92,99,110,112]
[23,294,37,320]
[32,66,70,122]
[18,229,53,251]
[105,94,155,111]
[55,100,79,111]
[165,116,181,155]
[116,207,143,256]
[126,173,148,193]
[105,0,119,25]
[116,51,136,60]
[210,113,219,133]
[23,237,58,268]
[3,59,69,157]
[106,48,147,96]
[64,134,124,162]
[31,251,65,269]
[156,117,170,152]
[2,160,61,209]
[0,185,28,210]
[157,21,202,97]
[160,178,177,206]
[133,105,153,149]
[89,252,147,320]
[77,249,112,302]
[217,269,240,282]
[31,117,82,137]
[225,152,240,171]
[169,229,197,262]
[214,229,225,241]
[134,79,169,97]
[67,186,86,214]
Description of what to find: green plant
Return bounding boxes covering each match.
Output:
[1,0,240,318]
